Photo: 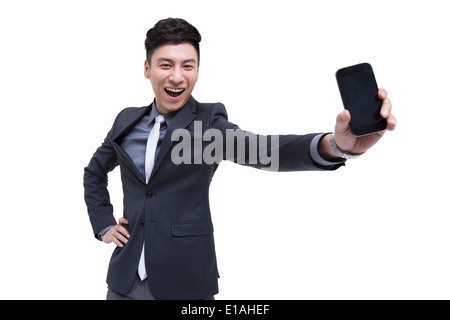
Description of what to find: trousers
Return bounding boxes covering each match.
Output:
[107,274,157,300]
[106,273,215,300]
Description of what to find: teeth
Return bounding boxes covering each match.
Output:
[166,88,184,93]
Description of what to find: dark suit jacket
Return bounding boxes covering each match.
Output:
[83,96,343,300]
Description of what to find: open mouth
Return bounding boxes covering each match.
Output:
[165,88,185,98]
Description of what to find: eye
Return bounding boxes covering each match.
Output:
[160,63,172,69]
[183,64,194,71]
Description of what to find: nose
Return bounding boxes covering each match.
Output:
[169,66,184,84]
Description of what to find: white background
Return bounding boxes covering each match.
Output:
[0,0,449,299]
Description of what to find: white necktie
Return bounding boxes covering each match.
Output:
[138,114,165,281]
[144,115,165,183]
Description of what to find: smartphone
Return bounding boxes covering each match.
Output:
[336,63,387,136]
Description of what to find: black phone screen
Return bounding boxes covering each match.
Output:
[336,63,387,136]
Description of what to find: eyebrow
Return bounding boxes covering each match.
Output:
[157,57,197,65]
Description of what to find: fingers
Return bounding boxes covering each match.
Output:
[114,225,130,247]
[111,230,129,247]
[387,113,397,131]
[378,88,387,100]
[380,97,392,118]
[378,88,396,131]
[104,220,130,247]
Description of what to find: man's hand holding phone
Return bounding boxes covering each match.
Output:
[319,88,396,160]
[333,88,396,155]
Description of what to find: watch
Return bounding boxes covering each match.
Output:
[329,134,364,160]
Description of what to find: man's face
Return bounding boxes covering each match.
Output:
[144,42,199,115]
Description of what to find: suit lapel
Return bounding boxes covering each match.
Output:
[112,105,151,183]
[113,105,151,141]
[149,96,198,181]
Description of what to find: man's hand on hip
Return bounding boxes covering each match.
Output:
[101,218,130,247]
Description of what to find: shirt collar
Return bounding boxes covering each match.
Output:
[148,101,177,126]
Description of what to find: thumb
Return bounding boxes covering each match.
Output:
[335,110,351,134]
[118,217,129,225]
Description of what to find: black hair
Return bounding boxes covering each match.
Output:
[144,18,202,65]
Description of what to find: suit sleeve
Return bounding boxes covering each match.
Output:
[210,103,344,172]
[83,117,120,239]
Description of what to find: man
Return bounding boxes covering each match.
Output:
[83,18,396,300]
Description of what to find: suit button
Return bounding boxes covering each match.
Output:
[147,192,153,198]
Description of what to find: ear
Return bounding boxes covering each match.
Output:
[144,60,150,79]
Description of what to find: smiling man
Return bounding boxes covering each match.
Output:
[83,18,396,300]
[145,42,198,114]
